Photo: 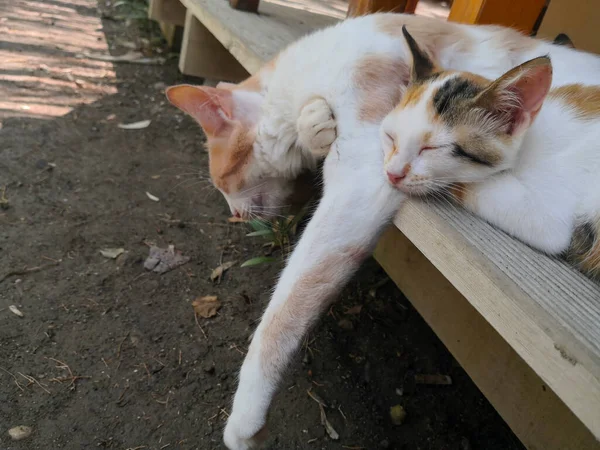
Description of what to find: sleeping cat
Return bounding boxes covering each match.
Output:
[383,27,600,279]
[166,13,600,450]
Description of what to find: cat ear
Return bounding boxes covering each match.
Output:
[475,56,553,136]
[165,85,234,137]
[402,25,438,81]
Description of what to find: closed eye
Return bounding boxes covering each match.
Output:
[452,143,493,166]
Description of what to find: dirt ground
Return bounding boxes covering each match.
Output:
[1,1,525,449]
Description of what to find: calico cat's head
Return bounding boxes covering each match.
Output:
[382,26,553,195]
[166,81,310,218]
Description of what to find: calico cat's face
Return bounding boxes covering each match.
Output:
[165,83,295,219]
[383,27,552,196]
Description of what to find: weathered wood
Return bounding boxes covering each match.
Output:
[537,0,600,55]
[228,0,260,13]
[180,0,339,74]
[347,0,409,17]
[448,0,546,33]
[148,0,187,26]
[374,226,600,450]
[179,9,249,81]
[394,199,600,441]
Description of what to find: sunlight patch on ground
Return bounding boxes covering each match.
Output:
[0,0,117,120]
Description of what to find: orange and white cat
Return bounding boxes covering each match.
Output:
[166,13,600,449]
[383,27,600,279]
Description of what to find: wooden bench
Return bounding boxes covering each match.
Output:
[148,0,600,448]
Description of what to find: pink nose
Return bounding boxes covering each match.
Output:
[387,171,405,185]
[387,163,411,185]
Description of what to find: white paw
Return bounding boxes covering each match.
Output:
[297,97,337,157]
[223,414,268,450]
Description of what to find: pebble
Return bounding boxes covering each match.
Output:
[389,405,407,426]
[8,425,32,441]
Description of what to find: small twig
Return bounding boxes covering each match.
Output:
[101,357,109,368]
[306,388,327,407]
[117,332,130,359]
[0,366,25,391]
[219,408,230,418]
[194,313,207,339]
[160,445,171,449]
[229,343,246,355]
[338,405,347,421]
[0,262,60,284]
[18,372,51,394]
[47,357,90,389]
[178,349,182,367]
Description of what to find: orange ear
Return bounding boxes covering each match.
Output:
[165,85,234,137]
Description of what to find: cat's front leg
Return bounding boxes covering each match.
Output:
[452,174,574,255]
[296,97,337,157]
[224,176,403,450]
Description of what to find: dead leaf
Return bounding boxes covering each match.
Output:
[145,191,159,202]
[319,404,339,440]
[99,248,125,259]
[414,374,452,385]
[8,425,32,441]
[119,120,151,130]
[390,404,407,426]
[9,305,23,317]
[151,175,161,179]
[337,318,353,330]
[144,245,190,274]
[210,261,237,282]
[227,216,247,223]
[344,305,362,315]
[192,295,221,318]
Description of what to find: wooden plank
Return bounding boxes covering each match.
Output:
[394,199,600,440]
[537,0,600,55]
[148,0,187,26]
[347,0,410,17]
[179,9,249,81]
[448,0,546,33]
[374,226,600,450]
[180,0,339,74]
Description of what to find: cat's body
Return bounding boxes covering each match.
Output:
[383,28,600,279]
[166,14,600,450]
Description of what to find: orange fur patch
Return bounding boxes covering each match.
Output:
[260,247,367,378]
[354,55,409,123]
[447,182,469,205]
[549,84,600,120]
[208,125,255,193]
[399,82,429,108]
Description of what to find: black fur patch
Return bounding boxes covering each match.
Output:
[568,222,596,258]
[433,77,482,118]
[452,143,494,166]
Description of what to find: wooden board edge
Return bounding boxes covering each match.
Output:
[374,226,600,449]
[395,202,600,441]
[180,0,264,73]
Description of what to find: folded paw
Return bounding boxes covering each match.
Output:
[297,97,337,157]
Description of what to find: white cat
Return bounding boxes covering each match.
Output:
[383,26,600,279]
[166,13,600,449]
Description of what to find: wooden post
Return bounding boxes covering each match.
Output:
[374,226,599,450]
[448,0,547,34]
[347,0,412,17]
[228,0,260,13]
[179,10,249,81]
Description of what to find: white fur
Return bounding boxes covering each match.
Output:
[222,14,600,449]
